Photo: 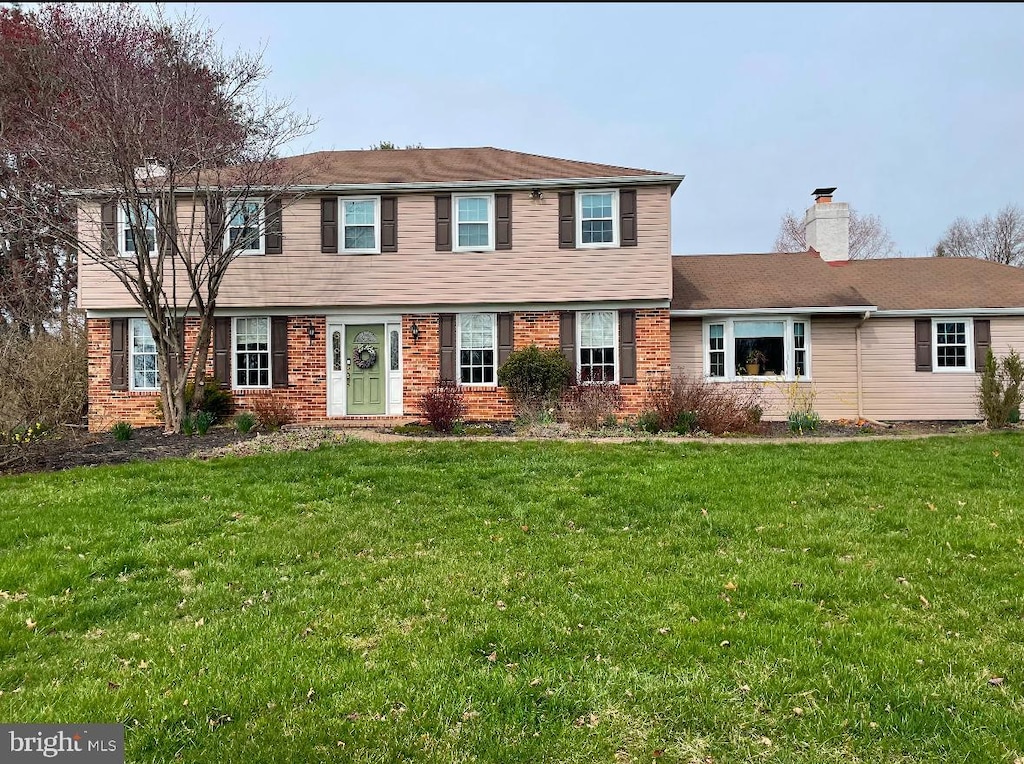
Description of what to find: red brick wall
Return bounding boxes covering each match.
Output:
[88,308,670,429]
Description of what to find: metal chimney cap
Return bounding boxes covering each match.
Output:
[812,187,837,200]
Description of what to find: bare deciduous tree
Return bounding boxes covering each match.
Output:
[1,4,318,433]
[933,205,1024,267]
[773,209,899,260]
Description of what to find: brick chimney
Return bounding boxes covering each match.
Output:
[804,187,849,262]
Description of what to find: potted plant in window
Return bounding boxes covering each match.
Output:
[745,349,768,376]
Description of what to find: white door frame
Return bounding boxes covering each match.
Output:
[326,314,403,417]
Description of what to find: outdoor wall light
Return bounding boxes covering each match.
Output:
[306,321,316,342]
[411,321,421,342]
[530,189,544,201]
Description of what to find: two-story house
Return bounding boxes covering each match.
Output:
[78,148,684,429]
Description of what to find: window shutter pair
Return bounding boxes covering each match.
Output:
[558,309,637,383]
[213,316,289,387]
[322,196,397,252]
[438,313,514,382]
[435,194,512,251]
[557,189,638,249]
[914,318,991,372]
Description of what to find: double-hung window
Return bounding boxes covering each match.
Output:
[458,313,496,385]
[341,197,380,253]
[933,318,974,371]
[453,195,494,251]
[227,198,264,254]
[120,203,157,258]
[577,190,618,248]
[234,317,271,388]
[578,310,617,382]
[129,318,159,391]
[704,317,811,381]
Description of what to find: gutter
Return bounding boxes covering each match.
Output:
[62,173,687,198]
[670,306,877,317]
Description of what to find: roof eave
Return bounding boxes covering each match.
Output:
[670,306,877,316]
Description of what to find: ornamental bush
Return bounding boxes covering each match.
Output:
[419,380,467,434]
[497,345,573,420]
[978,348,1023,428]
[641,372,762,436]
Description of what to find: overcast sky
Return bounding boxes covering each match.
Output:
[175,2,1024,257]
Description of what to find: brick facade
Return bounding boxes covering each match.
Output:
[87,308,671,430]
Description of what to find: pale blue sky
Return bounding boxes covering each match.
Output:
[176,2,1024,257]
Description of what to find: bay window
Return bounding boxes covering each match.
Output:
[704,317,810,381]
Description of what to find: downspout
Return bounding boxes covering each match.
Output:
[854,310,870,422]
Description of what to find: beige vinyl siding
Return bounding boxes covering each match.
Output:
[78,186,672,310]
[671,317,860,420]
[860,317,1024,420]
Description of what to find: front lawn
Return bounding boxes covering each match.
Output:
[0,436,1022,762]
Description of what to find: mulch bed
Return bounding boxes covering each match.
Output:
[1,426,258,477]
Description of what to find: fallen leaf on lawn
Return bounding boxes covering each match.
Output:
[720,640,731,648]
[652,750,664,758]
[461,709,480,721]
[107,681,121,691]
[25,618,36,630]
[573,713,600,728]
[138,660,150,669]
[495,600,507,611]
[194,617,204,627]
[759,736,772,746]
[486,651,497,662]
[724,581,737,591]
[529,677,542,686]
[993,450,1000,458]
[520,525,530,533]
[307,687,316,701]
[927,503,937,511]
[793,707,804,717]
[658,627,670,635]
[739,684,751,693]
[897,576,908,585]
[988,677,1005,687]
[919,595,930,609]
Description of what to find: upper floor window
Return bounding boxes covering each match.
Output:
[578,310,617,382]
[704,317,811,381]
[227,198,264,254]
[453,195,494,251]
[234,316,271,388]
[119,203,157,258]
[458,313,496,385]
[577,190,618,248]
[933,318,974,371]
[341,197,380,253]
[129,318,159,391]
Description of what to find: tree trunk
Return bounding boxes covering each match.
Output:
[190,313,214,415]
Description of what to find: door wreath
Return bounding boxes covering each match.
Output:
[352,343,378,369]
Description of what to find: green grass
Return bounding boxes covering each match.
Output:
[1,435,1022,763]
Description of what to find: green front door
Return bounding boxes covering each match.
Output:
[346,324,386,415]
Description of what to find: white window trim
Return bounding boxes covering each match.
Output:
[702,316,812,382]
[224,197,265,256]
[339,196,381,254]
[932,317,975,373]
[456,312,498,387]
[232,316,272,390]
[452,193,495,252]
[576,310,619,384]
[128,318,159,391]
[576,189,620,249]
[117,202,158,259]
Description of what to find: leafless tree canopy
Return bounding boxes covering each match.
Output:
[0,3,318,432]
[772,208,899,260]
[933,205,1024,267]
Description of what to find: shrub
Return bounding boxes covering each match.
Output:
[0,327,87,432]
[497,345,573,420]
[642,372,762,436]
[233,412,256,434]
[559,383,622,431]
[978,348,1024,428]
[195,411,215,436]
[419,380,467,434]
[635,411,661,434]
[249,395,294,432]
[111,421,133,441]
[186,378,233,420]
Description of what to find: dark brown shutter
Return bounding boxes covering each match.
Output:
[618,309,637,383]
[560,311,576,368]
[110,318,128,391]
[974,318,991,373]
[495,193,512,250]
[101,201,117,257]
[558,192,575,249]
[214,317,232,385]
[158,199,177,258]
[435,195,452,252]
[321,197,338,253]
[205,194,225,252]
[265,198,283,254]
[620,189,637,247]
[165,318,185,387]
[439,314,456,381]
[271,316,289,387]
[914,319,932,372]
[497,313,514,368]
[381,195,398,253]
